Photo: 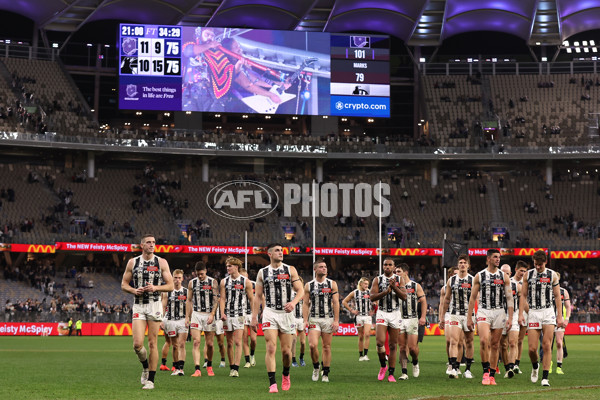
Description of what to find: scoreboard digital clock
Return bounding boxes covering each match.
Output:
[118,25,390,117]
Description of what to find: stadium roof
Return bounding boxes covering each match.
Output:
[1,0,599,46]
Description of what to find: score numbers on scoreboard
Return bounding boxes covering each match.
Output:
[120,24,182,76]
[329,34,390,117]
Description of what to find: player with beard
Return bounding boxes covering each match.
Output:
[370,258,407,382]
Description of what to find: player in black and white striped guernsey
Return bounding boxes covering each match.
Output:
[499,264,520,379]
[291,277,306,367]
[302,260,340,383]
[467,249,514,386]
[440,255,475,379]
[121,234,174,390]
[439,266,458,375]
[518,250,565,387]
[219,257,255,377]
[553,273,571,375]
[185,261,219,377]
[395,263,427,380]
[370,257,408,383]
[251,243,304,393]
[161,269,188,376]
[240,268,257,369]
[342,277,374,362]
[512,260,529,374]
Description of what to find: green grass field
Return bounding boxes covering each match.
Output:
[0,335,598,399]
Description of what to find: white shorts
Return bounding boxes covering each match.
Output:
[261,307,295,335]
[476,308,506,330]
[244,314,252,326]
[224,315,245,332]
[164,319,187,337]
[355,315,372,328]
[444,313,451,335]
[215,319,224,335]
[502,313,519,335]
[520,311,528,328]
[528,308,556,330]
[295,318,305,332]
[132,301,163,321]
[308,317,334,334]
[448,314,471,332]
[400,318,418,335]
[375,310,401,329]
[190,312,216,332]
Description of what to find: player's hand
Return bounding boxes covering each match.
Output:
[505,318,511,330]
[134,287,145,296]
[439,319,445,329]
[185,318,190,327]
[556,316,565,329]
[283,302,294,313]
[351,309,359,316]
[221,314,227,322]
[332,321,339,333]
[143,284,155,293]
[207,315,214,324]
[518,315,525,327]
[564,317,569,327]
[251,316,259,332]
[467,319,474,331]
[419,317,426,326]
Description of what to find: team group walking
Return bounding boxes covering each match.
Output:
[122,235,570,391]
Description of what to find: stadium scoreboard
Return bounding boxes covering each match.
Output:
[119,24,389,117]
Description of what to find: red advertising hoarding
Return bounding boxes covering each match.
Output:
[2,322,597,336]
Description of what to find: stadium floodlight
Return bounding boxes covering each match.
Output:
[583,41,588,46]
[566,48,572,53]
[574,41,580,46]
[575,47,581,53]
[541,57,548,62]
[563,40,569,46]
[593,48,598,53]
[584,47,589,53]
[52,43,59,48]
[419,57,426,63]
[591,40,596,46]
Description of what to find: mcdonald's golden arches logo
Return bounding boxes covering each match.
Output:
[390,248,421,256]
[514,248,546,256]
[551,250,593,259]
[26,244,55,253]
[155,245,178,253]
[104,323,132,336]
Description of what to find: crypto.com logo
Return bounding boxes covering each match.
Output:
[206,180,279,220]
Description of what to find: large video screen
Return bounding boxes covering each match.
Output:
[118,25,389,117]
